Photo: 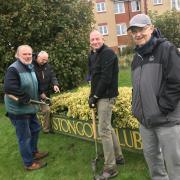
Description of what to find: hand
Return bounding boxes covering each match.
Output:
[88,96,98,108]
[40,93,47,100]
[54,85,60,93]
[18,96,30,105]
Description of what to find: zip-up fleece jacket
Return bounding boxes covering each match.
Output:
[87,50,96,82]
[4,59,39,115]
[90,44,119,98]
[131,37,180,128]
[33,60,59,97]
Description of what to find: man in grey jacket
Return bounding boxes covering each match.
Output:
[129,14,180,180]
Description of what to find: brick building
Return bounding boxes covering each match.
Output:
[92,0,180,53]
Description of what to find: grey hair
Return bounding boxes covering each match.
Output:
[37,51,48,57]
[15,45,32,58]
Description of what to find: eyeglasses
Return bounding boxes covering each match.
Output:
[131,26,150,34]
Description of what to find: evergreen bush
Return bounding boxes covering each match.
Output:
[0,0,94,90]
[51,86,139,129]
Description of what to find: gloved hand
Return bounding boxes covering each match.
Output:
[88,96,98,108]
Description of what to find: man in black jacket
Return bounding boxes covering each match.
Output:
[129,14,180,180]
[88,30,124,180]
[33,51,60,133]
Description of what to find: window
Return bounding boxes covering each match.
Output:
[131,1,140,12]
[96,2,106,12]
[114,2,125,14]
[116,24,127,36]
[98,25,108,35]
[153,0,162,5]
[172,0,180,10]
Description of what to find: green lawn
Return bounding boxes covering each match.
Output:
[119,68,132,87]
[0,102,150,180]
[0,68,150,180]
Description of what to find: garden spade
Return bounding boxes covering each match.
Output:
[91,108,99,179]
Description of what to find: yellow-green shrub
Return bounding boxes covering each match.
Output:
[113,87,139,129]
[51,87,139,129]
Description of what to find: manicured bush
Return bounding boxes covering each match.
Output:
[51,86,139,129]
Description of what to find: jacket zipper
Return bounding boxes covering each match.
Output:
[137,53,147,127]
[42,71,45,79]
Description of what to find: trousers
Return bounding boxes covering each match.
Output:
[40,104,51,132]
[140,124,180,180]
[8,113,41,166]
[97,98,122,169]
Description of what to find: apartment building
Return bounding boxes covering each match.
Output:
[92,0,137,53]
[144,0,180,14]
[92,0,180,53]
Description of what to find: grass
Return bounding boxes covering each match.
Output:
[0,68,150,180]
[119,68,132,87]
[82,68,132,88]
[0,104,150,180]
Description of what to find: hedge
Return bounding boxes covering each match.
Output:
[51,86,139,129]
[0,83,3,103]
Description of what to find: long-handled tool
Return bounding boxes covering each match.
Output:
[6,94,47,105]
[91,108,99,179]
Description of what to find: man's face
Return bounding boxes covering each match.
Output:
[17,46,32,65]
[37,54,48,65]
[130,25,154,46]
[90,31,104,50]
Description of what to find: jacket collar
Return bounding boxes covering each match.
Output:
[96,44,107,54]
[16,58,34,70]
[135,36,167,56]
[33,59,47,68]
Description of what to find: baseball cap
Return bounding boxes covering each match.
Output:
[127,14,152,31]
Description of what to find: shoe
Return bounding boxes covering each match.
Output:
[33,151,49,160]
[95,167,118,180]
[116,156,125,165]
[43,129,54,134]
[43,129,50,134]
[49,130,54,134]
[25,161,47,171]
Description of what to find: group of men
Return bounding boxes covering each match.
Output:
[4,46,59,170]
[88,14,180,180]
[4,13,180,180]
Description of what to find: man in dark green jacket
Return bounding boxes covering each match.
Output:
[4,45,48,171]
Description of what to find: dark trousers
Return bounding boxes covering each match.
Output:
[8,113,41,166]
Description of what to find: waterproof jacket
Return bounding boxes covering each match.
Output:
[33,60,59,97]
[131,37,180,128]
[4,59,39,115]
[89,44,119,98]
